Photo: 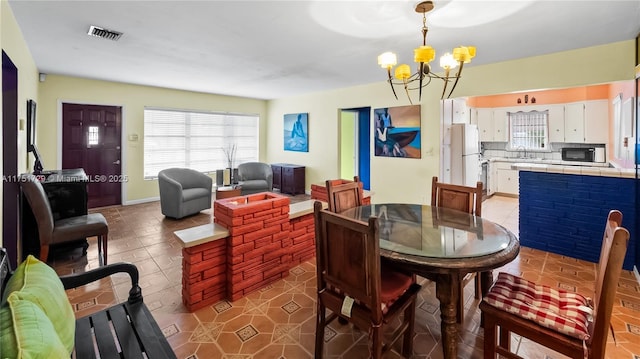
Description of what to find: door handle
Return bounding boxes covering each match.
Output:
[113,160,121,165]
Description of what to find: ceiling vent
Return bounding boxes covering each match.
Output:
[87,25,123,41]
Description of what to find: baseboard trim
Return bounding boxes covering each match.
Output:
[124,197,159,206]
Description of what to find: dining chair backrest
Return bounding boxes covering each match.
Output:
[431,176,483,324]
[20,175,56,242]
[314,201,382,320]
[590,210,628,357]
[312,201,419,358]
[480,209,629,359]
[431,176,482,216]
[326,180,363,214]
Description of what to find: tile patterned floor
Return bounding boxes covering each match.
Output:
[48,194,640,358]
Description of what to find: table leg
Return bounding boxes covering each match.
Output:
[436,273,460,359]
[479,270,493,329]
[480,270,494,297]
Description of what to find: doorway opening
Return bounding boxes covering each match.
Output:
[339,107,370,190]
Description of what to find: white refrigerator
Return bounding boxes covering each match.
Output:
[449,124,480,187]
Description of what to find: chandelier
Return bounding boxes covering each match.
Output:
[377,1,476,103]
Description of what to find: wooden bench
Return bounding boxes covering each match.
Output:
[0,248,177,359]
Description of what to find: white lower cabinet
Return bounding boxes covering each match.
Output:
[488,162,498,196]
[493,162,519,196]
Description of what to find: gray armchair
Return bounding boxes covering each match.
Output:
[237,162,273,195]
[158,168,212,219]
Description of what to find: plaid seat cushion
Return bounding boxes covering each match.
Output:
[484,272,592,340]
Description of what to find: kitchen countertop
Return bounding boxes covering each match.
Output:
[486,157,636,178]
[486,157,611,167]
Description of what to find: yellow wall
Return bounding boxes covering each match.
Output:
[267,40,636,204]
[37,75,268,203]
[1,1,39,175]
[1,1,40,247]
[339,111,355,179]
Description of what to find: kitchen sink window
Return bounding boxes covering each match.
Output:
[508,110,549,151]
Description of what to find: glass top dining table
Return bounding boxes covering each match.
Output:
[340,203,520,358]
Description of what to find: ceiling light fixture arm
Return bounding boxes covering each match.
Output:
[386,68,399,100]
[445,61,464,99]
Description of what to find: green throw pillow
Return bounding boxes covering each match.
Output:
[3,255,75,354]
[0,293,69,359]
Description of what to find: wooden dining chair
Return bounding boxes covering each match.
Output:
[431,176,483,323]
[480,210,629,359]
[325,179,363,213]
[326,178,378,326]
[20,174,109,265]
[313,201,421,358]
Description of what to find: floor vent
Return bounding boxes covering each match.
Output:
[87,25,122,41]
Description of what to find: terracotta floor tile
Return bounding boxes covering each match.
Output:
[194,342,225,358]
[55,195,640,359]
[253,343,284,358]
[216,331,244,354]
[282,344,313,359]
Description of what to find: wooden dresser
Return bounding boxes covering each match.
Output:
[271,163,305,195]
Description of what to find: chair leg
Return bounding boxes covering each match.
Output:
[315,301,326,359]
[483,312,498,359]
[457,280,465,324]
[474,274,482,299]
[370,326,383,359]
[499,325,511,353]
[402,300,416,357]
[39,244,50,263]
[102,234,108,265]
[96,234,108,266]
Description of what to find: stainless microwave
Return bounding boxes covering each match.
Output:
[561,147,595,162]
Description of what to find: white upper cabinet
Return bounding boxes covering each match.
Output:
[584,100,609,144]
[563,100,609,143]
[475,108,508,142]
[474,100,608,144]
[492,109,508,142]
[547,104,565,143]
[476,108,494,141]
[452,98,470,124]
[564,102,585,143]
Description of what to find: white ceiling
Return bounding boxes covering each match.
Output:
[7,0,640,100]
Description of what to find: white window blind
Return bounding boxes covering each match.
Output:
[509,110,548,151]
[143,108,259,179]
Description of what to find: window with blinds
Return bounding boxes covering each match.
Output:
[508,110,548,150]
[143,108,259,179]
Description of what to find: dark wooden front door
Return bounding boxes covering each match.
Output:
[62,103,122,208]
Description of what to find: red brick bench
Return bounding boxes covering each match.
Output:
[175,194,326,311]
